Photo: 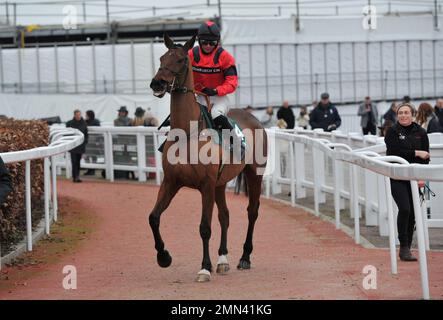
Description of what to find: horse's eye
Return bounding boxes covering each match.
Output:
[177,59,184,63]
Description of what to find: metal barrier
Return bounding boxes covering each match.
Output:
[0,127,84,268]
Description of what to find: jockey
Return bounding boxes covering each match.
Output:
[189,21,242,149]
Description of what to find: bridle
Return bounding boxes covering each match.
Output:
[158,49,194,94]
[157,45,211,112]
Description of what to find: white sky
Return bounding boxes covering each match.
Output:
[0,0,439,26]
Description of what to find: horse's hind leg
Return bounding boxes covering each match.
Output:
[238,165,263,270]
[149,180,180,268]
[215,184,230,274]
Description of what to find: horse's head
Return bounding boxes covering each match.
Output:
[150,33,196,98]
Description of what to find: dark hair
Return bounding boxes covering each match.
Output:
[403,95,411,103]
[86,110,95,120]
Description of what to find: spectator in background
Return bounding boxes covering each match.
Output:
[383,101,398,124]
[114,106,132,126]
[403,95,411,103]
[84,110,101,176]
[0,155,12,205]
[416,102,443,133]
[385,102,430,262]
[309,92,341,132]
[66,109,88,183]
[144,108,159,127]
[85,110,100,127]
[132,107,147,126]
[296,106,310,129]
[434,98,443,128]
[358,96,378,135]
[260,106,277,128]
[277,100,295,129]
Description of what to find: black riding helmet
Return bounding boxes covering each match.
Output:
[197,21,220,41]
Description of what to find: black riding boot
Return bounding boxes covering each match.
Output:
[213,115,245,160]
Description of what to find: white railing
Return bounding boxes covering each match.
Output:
[53,126,168,185]
[0,127,84,268]
[267,128,443,300]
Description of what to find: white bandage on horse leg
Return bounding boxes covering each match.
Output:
[197,269,211,276]
[217,255,228,265]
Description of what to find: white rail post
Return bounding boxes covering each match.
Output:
[136,132,147,182]
[294,142,306,199]
[411,180,430,300]
[384,176,398,275]
[351,164,360,244]
[65,152,71,179]
[312,146,320,216]
[337,161,346,210]
[333,156,341,229]
[44,157,50,235]
[106,132,114,182]
[25,160,32,251]
[377,174,389,236]
[51,155,58,222]
[272,137,282,195]
[289,140,295,206]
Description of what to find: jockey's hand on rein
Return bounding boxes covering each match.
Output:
[202,87,217,96]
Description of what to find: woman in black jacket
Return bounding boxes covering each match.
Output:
[384,102,430,262]
[66,109,88,183]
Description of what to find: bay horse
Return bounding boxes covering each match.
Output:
[149,34,267,282]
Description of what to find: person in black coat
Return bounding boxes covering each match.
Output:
[85,110,101,127]
[383,101,398,124]
[384,102,430,262]
[277,100,295,129]
[66,109,88,183]
[435,98,443,128]
[0,155,12,205]
[84,110,100,176]
[309,92,341,132]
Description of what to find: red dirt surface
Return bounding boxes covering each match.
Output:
[1,179,442,300]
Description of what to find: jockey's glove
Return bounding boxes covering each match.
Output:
[202,87,217,96]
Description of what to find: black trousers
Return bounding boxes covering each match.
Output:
[70,152,82,180]
[362,121,376,135]
[390,179,415,248]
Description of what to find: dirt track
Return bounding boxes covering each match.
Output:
[1,179,442,300]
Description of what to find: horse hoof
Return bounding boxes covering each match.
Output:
[157,250,172,268]
[237,259,251,270]
[216,263,230,274]
[196,269,211,282]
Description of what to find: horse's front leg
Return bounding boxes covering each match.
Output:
[148,179,180,268]
[196,183,216,282]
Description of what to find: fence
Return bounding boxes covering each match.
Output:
[0,126,84,268]
[1,38,443,107]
